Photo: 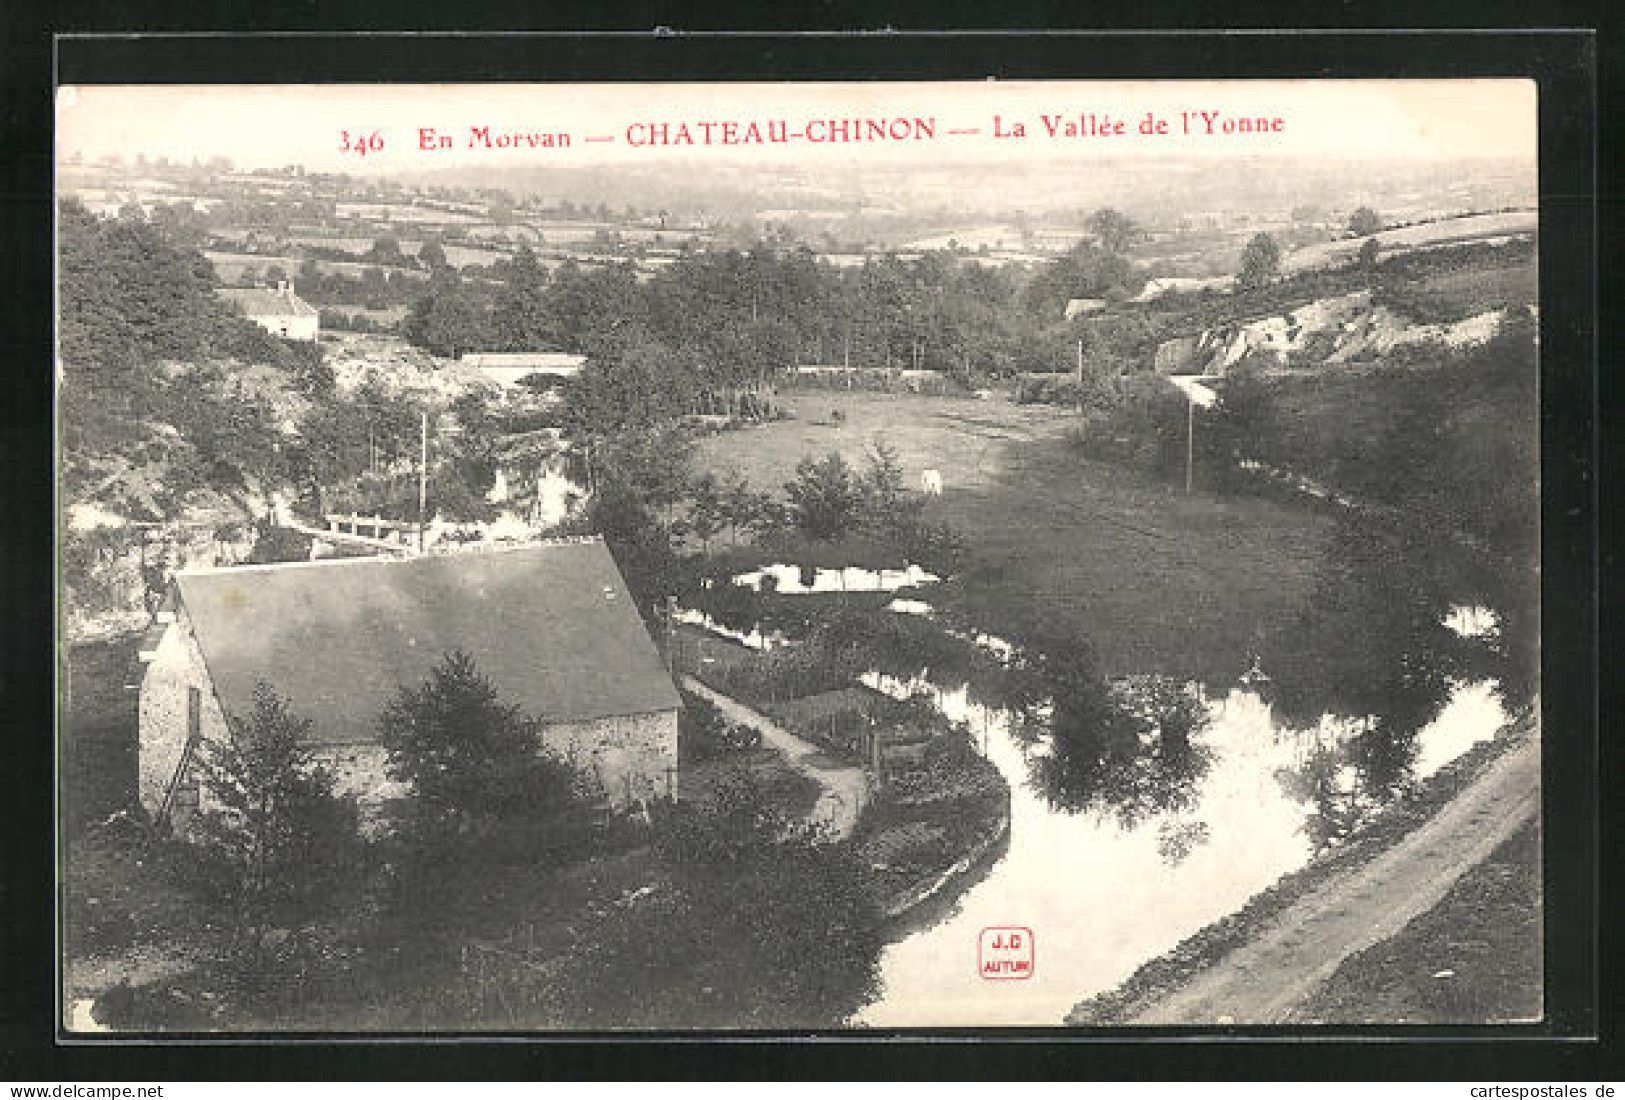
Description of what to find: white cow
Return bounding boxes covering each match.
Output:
[920,468,943,496]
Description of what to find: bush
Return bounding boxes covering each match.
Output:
[246,522,312,565]
[678,689,759,762]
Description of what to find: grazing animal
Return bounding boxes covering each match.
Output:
[921,468,943,496]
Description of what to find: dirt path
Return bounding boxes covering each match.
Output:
[681,676,869,839]
[1087,733,1540,1025]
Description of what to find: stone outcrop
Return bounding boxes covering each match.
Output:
[1151,291,1527,376]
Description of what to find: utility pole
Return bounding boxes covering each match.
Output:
[664,595,678,673]
[1077,339,1085,412]
[418,410,428,553]
[1168,375,1215,496]
[1185,397,1195,495]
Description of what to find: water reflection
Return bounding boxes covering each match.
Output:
[855,662,1507,1026]
[855,681,1313,1026]
[1254,517,1532,845]
[1029,675,1214,828]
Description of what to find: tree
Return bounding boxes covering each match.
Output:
[1347,206,1383,237]
[1356,236,1382,273]
[859,438,922,534]
[1025,239,1145,317]
[366,234,407,266]
[717,472,778,547]
[688,472,727,551]
[416,239,449,272]
[379,650,581,835]
[1086,208,1142,254]
[548,771,884,1028]
[785,452,867,543]
[1236,232,1281,291]
[192,684,364,973]
[404,275,492,357]
[491,245,553,351]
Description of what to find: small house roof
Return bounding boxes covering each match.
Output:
[217,286,319,318]
[174,539,679,744]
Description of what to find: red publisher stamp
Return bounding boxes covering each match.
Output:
[979,927,1034,980]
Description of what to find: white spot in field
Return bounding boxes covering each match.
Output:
[1431,969,1455,979]
[1443,605,1498,638]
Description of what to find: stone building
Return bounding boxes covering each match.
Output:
[138,538,680,828]
[216,281,320,341]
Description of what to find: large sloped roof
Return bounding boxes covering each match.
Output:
[175,540,679,745]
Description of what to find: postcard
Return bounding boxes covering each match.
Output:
[56,77,1541,1032]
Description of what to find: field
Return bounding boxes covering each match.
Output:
[1281,211,1537,273]
[203,251,431,284]
[693,392,1331,686]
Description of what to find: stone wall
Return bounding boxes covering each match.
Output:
[544,709,679,808]
[136,610,231,823]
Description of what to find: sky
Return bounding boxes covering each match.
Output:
[56,80,1538,175]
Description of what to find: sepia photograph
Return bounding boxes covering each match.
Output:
[55,77,1543,1034]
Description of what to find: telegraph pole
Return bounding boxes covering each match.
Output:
[1077,339,1085,412]
[1169,375,1215,496]
[664,595,678,673]
[1185,397,1195,494]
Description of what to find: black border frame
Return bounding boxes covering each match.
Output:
[4,25,1605,1081]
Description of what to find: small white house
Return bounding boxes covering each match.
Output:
[1064,297,1108,320]
[217,282,319,341]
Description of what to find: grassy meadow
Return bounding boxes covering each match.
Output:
[693,392,1331,686]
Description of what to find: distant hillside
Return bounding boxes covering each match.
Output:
[1076,236,1537,377]
[1281,210,1536,274]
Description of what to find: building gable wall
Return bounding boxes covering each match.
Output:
[247,313,319,341]
[136,610,231,823]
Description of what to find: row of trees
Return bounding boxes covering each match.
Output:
[402,208,1158,378]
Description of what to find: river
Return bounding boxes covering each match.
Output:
[853,668,1505,1027]
[685,570,1513,1027]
